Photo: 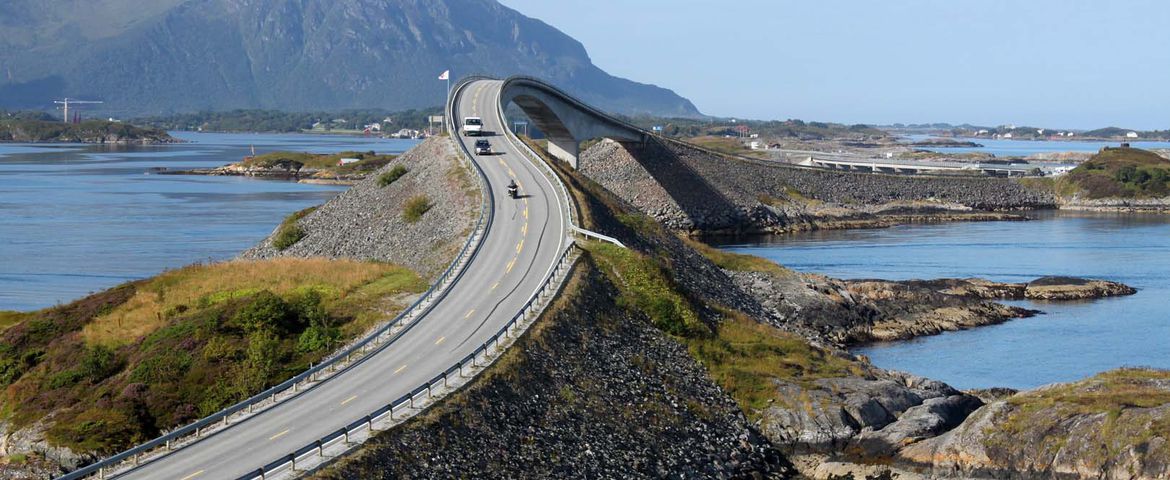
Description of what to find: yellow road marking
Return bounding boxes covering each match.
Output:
[269,429,290,441]
[521,223,528,235]
[340,395,358,406]
[394,364,408,375]
[490,281,500,290]
[435,336,446,345]
[506,258,516,273]
[507,168,516,177]
[498,158,506,166]
[516,240,524,253]
[180,470,205,480]
[464,309,476,319]
[523,208,529,219]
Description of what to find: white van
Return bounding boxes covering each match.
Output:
[462,117,483,136]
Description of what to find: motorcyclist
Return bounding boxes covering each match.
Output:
[507,180,518,199]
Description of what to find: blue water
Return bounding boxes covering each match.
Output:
[715,213,1170,390]
[0,132,420,311]
[908,135,1170,157]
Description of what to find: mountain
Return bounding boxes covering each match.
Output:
[0,0,701,118]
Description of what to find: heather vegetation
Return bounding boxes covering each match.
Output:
[240,151,397,176]
[0,259,424,453]
[1061,147,1170,198]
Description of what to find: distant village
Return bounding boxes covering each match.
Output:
[307,115,442,139]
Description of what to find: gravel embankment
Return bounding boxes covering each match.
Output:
[314,264,791,480]
[580,138,1055,233]
[241,137,480,279]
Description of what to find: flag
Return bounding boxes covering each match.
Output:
[438,70,449,81]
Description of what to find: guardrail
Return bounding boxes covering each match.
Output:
[235,242,579,480]
[225,76,584,480]
[58,77,496,480]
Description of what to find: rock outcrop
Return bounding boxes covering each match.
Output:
[901,368,1170,479]
[241,136,479,279]
[905,276,1137,301]
[728,270,1035,346]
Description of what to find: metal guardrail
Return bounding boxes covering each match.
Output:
[58,77,496,480]
[234,242,579,480]
[231,77,581,479]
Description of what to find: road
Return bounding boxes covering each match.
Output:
[113,79,568,479]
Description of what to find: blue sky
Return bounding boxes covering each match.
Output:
[499,0,1170,129]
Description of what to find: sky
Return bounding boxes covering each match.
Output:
[498,0,1170,129]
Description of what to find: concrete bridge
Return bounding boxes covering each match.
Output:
[499,77,649,168]
[800,157,1035,177]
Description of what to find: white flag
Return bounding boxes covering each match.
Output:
[438,70,449,81]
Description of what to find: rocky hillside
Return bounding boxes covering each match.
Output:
[0,0,699,118]
[1030,147,1170,211]
[241,136,479,279]
[578,138,1054,234]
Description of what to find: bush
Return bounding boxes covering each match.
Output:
[377,165,408,187]
[272,206,317,251]
[231,291,297,333]
[403,195,433,223]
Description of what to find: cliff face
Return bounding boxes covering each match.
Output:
[0,0,700,118]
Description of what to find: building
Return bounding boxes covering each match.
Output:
[1126,131,1140,139]
[338,157,360,166]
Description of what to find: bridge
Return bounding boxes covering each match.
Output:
[799,156,1036,177]
[58,76,640,480]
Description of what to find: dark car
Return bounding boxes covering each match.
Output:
[474,139,492,155]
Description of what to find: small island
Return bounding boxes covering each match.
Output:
[176,150,399,184]
[0,114,177,144]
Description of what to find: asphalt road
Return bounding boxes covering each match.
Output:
[114,79,568,479]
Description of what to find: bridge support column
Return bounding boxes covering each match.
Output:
[546,136,579,169]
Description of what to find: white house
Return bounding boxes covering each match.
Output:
[1003,132,1014,139]
[338,157,361,166]
[1126,131,1140,138]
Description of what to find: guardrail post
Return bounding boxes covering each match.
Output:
[344,429,351,445]
[98,467,104,479]
[290,453,297,472]
[316,440,323,458]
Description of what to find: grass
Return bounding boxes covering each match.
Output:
[377,164,408,187]
[1060,147,1170,199]
[403,195,433,223]
[989,368,1170,464]
[80,258,416,348]
[584,241,863,418]
[680,237,794,277]
[0,258,426,453]
[688,136,769,159]
[0,311,27,332]
[272,206,315,251]
[241,151,397,175]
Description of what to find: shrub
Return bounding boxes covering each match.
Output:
[272,206,317,251]
[377,165,408,187]
[403,195,433,223]
[230,291,297,333]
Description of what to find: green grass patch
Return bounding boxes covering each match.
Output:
[585,243,707,338]
[272,206,316,251]
[377,164,408,187]
[1,258,424,454]
[0,311,27,332]
[681,237,793,277]
[403,195,433,223]
[241,151,397,176]
[1060,147,1170,199]
[689,310,866,416]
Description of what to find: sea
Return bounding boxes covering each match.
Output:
[0,132,420,311]
[908,135,1170,157]
[715,211,1170,390]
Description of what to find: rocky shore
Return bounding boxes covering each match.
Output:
[907,276,1137,301]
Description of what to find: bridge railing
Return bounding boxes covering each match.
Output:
[233,242,579,480]
[227,76,584,480]
[57,77,496,480]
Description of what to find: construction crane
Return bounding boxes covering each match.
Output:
[53,98,103,123]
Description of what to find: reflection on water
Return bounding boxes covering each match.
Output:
[714,212,1170,389]
[0,132,420,311]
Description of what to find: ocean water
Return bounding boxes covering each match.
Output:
[908,135,1170,157]
[0,132,420,311]
[714,213,1170,390]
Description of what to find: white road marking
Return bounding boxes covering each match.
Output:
[180,470,205,480]
[464,309,475,319]
[435,336,446,345]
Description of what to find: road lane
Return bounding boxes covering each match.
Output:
[113,79,568,479]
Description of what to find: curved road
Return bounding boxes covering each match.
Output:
[112,79,568,479]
